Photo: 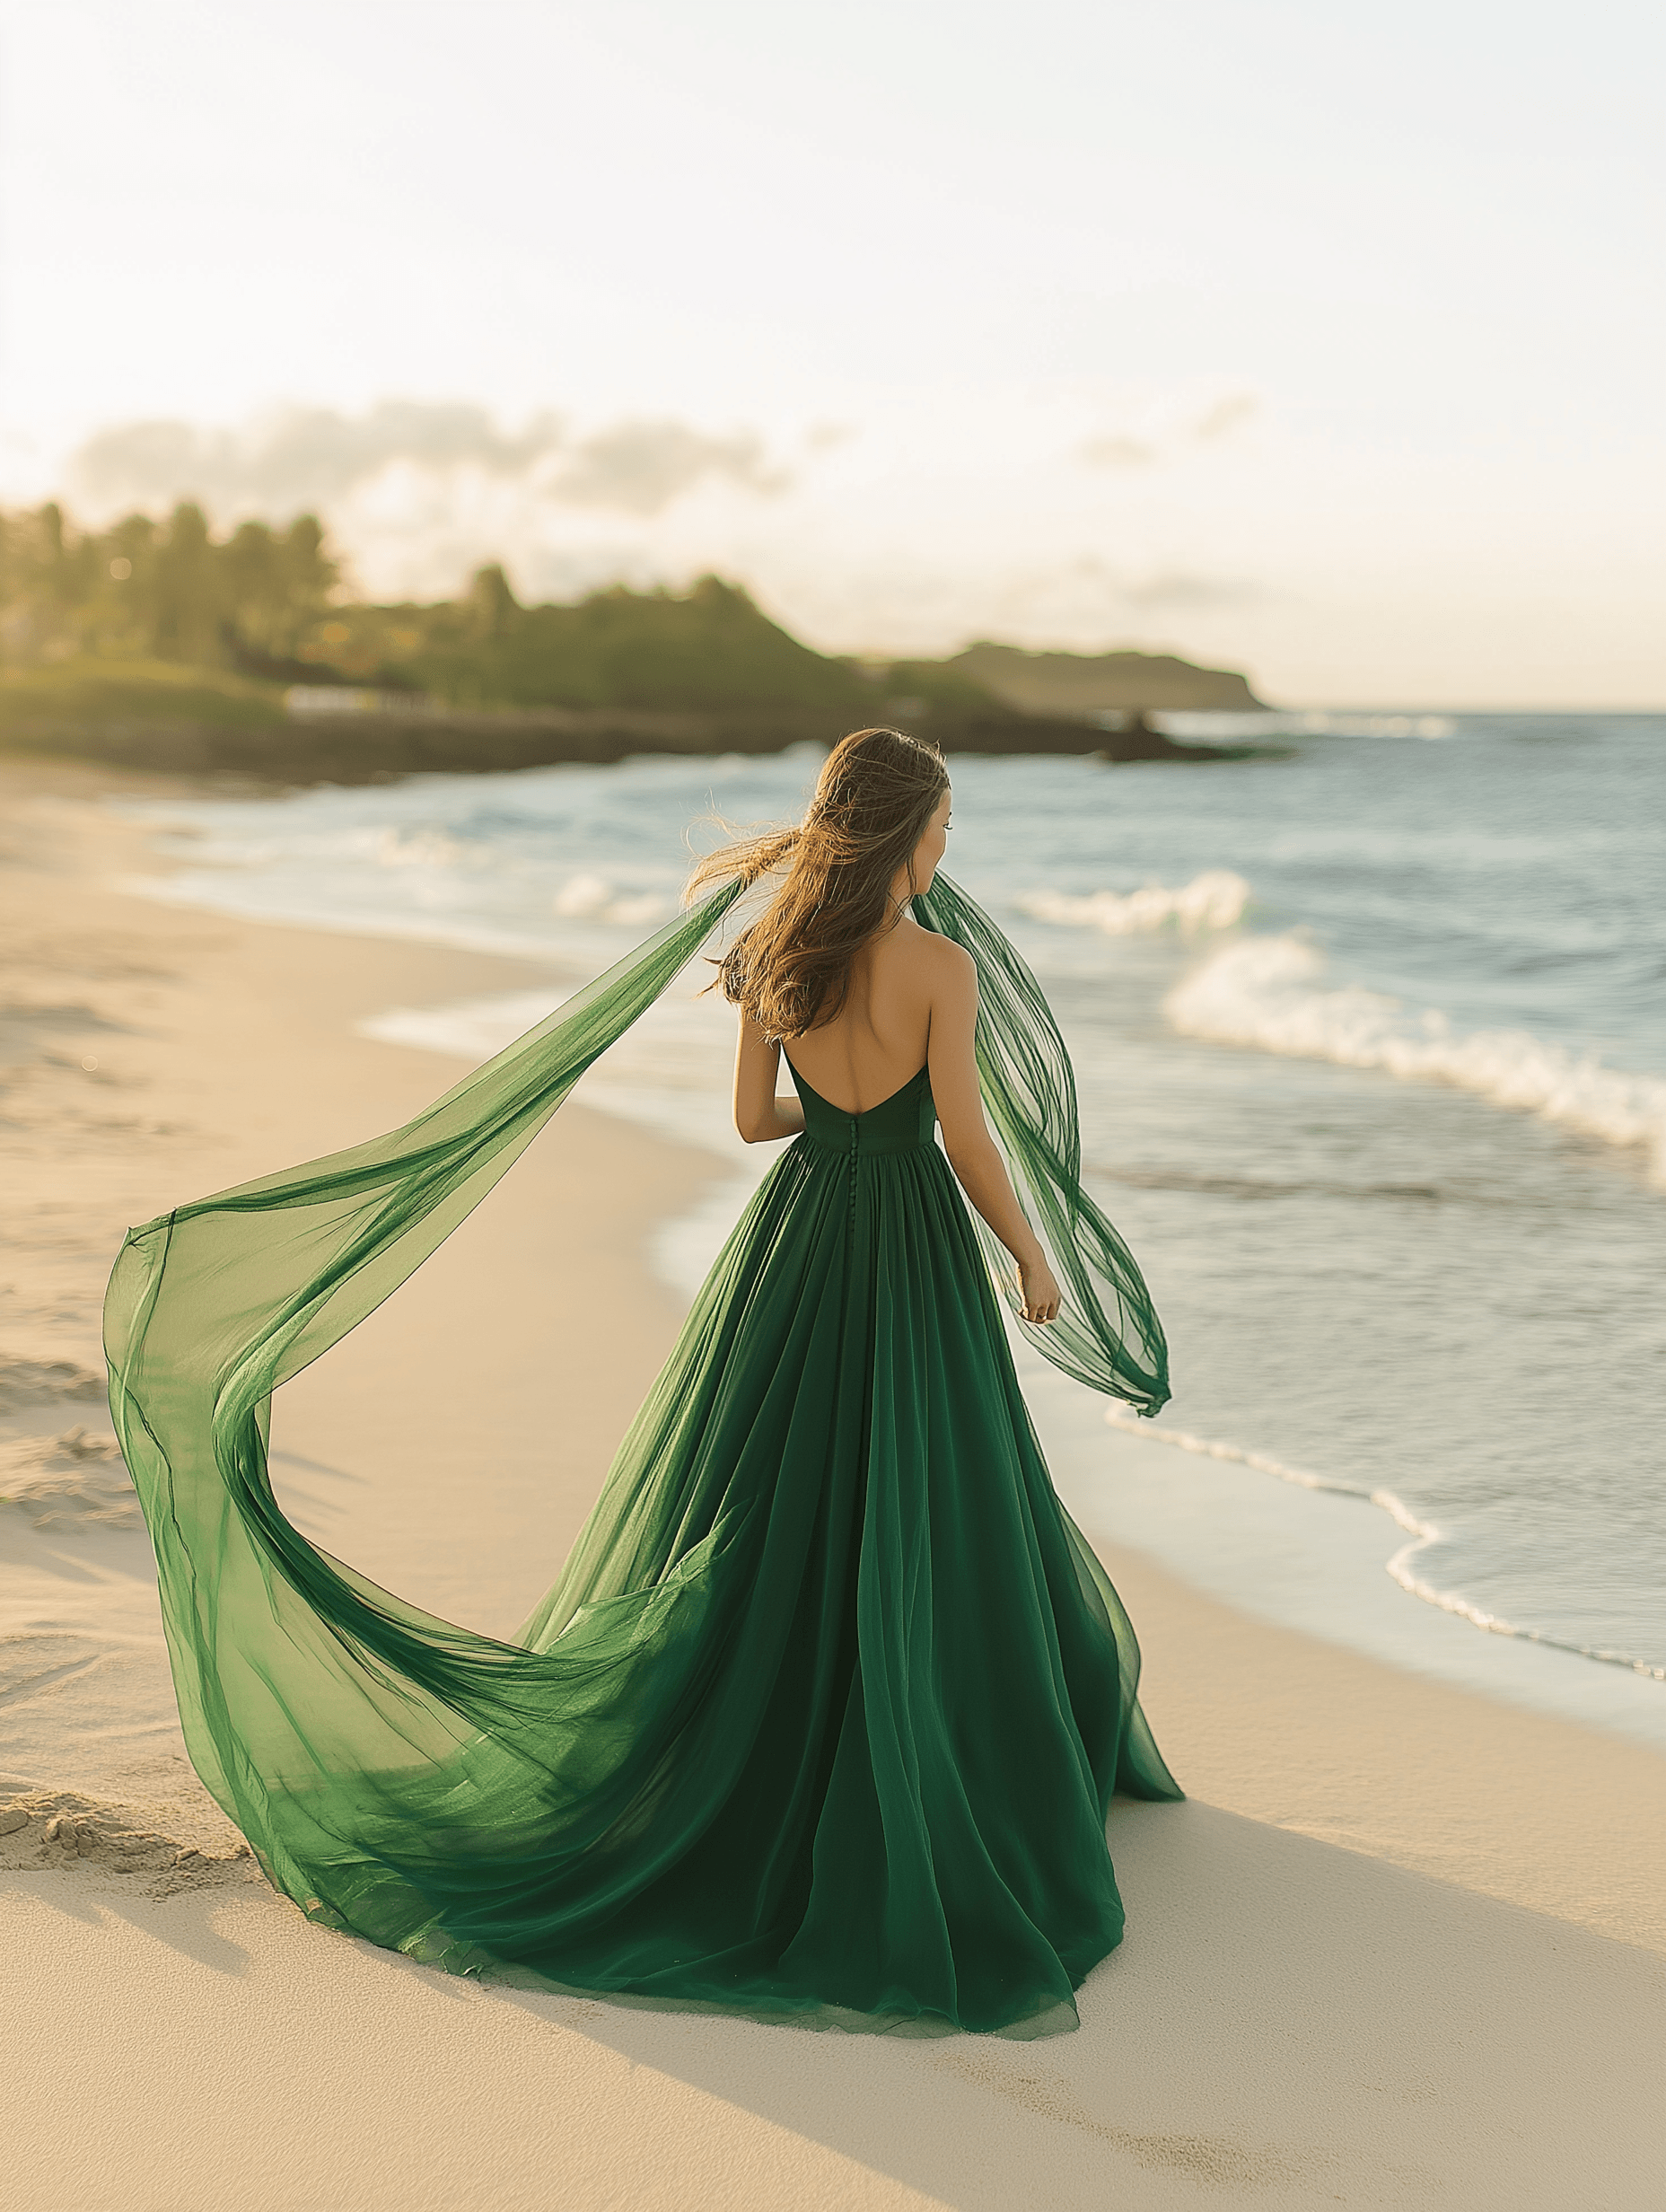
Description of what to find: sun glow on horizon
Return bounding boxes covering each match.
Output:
[2,0,1662,706]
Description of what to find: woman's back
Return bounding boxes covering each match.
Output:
[778,919,942,1114]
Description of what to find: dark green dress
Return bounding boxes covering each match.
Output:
[103,871,1179,2039]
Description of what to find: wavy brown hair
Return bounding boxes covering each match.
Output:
[686,726,950,1040]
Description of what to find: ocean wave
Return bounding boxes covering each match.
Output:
[1102,1409,1666,1681]
[361,825,474,870]
[1015,870,1250,936]
[1287,711,1456,740]
[552,873,675,926]
[1166,934,1666,1181]
[359,991,561,1063]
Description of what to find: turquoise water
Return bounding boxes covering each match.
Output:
[120,714,1666,1716]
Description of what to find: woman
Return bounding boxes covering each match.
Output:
[720,742,1065,1334]
[104,725,1180,2040]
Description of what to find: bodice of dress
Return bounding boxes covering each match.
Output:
[785,1058,938,1156]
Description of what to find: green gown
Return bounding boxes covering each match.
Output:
[103,869,1180,2039]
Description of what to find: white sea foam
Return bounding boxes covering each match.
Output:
[1016,870,1250,936]
[360,825,472,870]
[1103,1405,1367,1501]
[1102,1409,1666,1682]
[360,991,563,1064]
[552,873,675,926]
[1166,934,1666,1180]
[357,980,748,1163]
[1287,711,1456,740]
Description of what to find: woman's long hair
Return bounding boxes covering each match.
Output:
[686,726,949,1040]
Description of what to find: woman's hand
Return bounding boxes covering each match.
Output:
[1017,1252,1062,1325]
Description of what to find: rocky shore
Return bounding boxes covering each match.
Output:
[0,698,1259,783]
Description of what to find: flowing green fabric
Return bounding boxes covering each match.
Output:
[103,867,1179,2038]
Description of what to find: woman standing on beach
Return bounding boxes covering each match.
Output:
[105,725,1180,2040]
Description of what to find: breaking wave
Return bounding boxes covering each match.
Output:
[1016,870,1250,936]
[552,872,675,927]
[1166,934,1666,1181]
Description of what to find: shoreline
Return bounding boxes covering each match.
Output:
[103,742,1666,1711]
[0,696,1261,784]
[351,952,1666,1757]
[637,1127,1666,1756]
[4,758,1664,2208]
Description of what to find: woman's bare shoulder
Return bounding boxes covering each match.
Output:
[887,922,974,990]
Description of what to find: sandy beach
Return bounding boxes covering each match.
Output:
[4,757,1664,2212]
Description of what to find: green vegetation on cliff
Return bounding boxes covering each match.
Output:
[1,499,338,676]
[0,498,1267,774]
[361,566,870,714]
[0,500,866,716]
[0,660,287,747]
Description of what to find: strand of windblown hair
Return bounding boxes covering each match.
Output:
[915,871,1170,1416]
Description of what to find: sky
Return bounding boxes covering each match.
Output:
[1,0,1662,704]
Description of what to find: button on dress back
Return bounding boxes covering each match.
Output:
[784,1058,938,1156]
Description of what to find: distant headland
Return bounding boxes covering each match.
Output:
[0,498,1273,781]
[950,643,1265,715]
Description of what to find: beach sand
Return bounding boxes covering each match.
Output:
[4,758,1663,2211]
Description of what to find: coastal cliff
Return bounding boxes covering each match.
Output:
[0,500,1269,778]
[951,642,1266,715]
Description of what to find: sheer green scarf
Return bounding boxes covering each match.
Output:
[102,867,1168,1886]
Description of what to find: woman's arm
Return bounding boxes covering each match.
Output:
[925,939,1061,1325]
[733,1008,807,1143]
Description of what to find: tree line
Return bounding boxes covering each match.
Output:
[0,498,872,714]
[0,500,339,676]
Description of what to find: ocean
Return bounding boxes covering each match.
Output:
[118,711,1666,1746]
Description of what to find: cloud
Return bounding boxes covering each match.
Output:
[551,420,787,514]
[67,400,790,521]
[1194,391,1259,442]
[1077,387,1261,471]
[70,402,564,514]
[1077,434,1157,468]
[1124,571,1264,611]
